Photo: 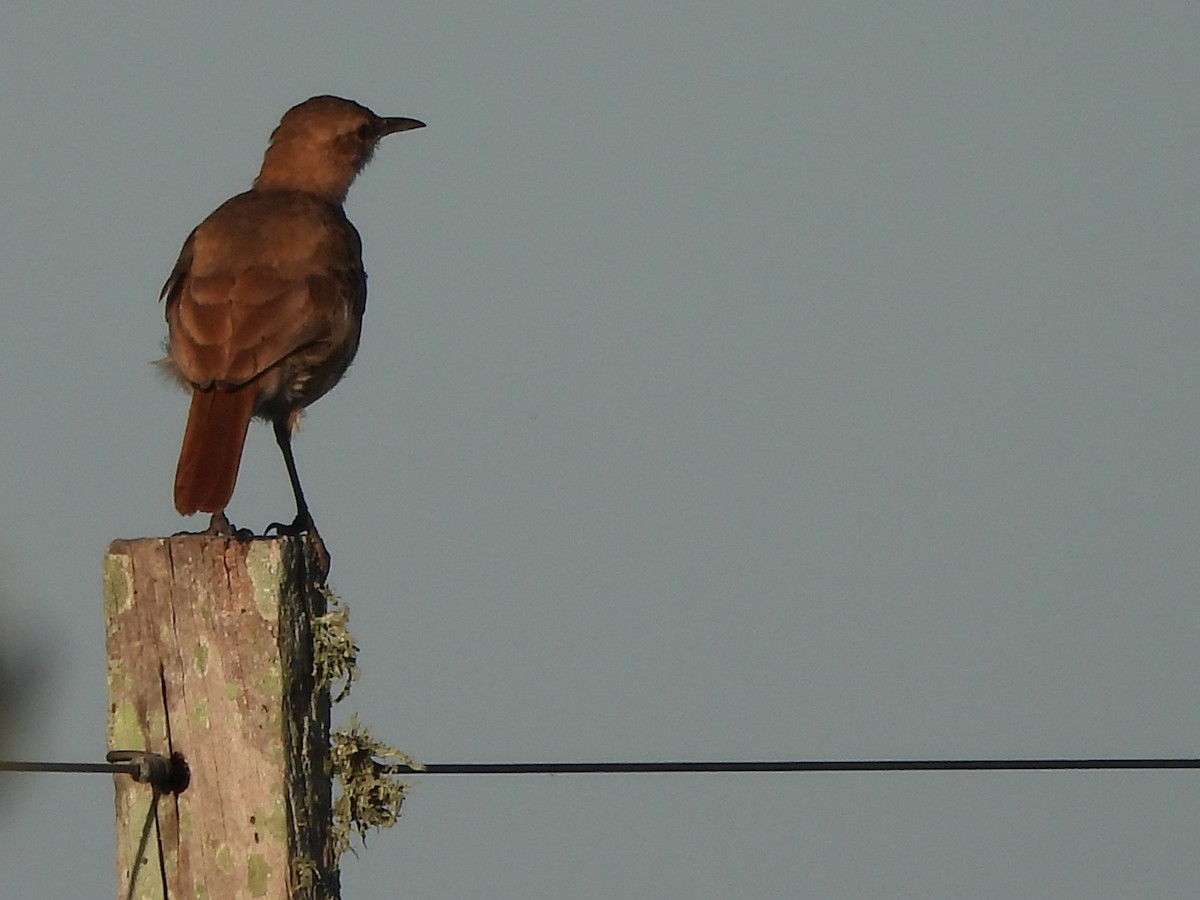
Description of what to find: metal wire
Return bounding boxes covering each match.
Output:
[5,755,1198,780]
[386,757,1200,775]
[0,760,143,776]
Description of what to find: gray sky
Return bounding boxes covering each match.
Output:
[2,1,1199,897]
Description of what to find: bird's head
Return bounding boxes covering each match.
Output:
[254,95,425,202]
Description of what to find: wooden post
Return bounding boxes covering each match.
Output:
[103,534,337,900]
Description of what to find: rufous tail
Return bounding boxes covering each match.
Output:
[174,388,257,515]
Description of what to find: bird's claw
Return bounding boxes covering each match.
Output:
[264,516,330,581]
[264,514,310,537]
[202,512,255,540]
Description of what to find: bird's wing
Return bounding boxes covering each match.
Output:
[164,193,365,390]
[161,231,195,307]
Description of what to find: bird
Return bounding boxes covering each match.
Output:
[159,95,424,566]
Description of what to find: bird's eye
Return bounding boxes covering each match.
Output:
[356,122,375,140]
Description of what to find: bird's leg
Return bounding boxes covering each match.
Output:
[207,511,234,535]
[266,416,330,578]
[270,416,313,532]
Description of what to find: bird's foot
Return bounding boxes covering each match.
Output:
[265,514,330,582]
[264,513,309,537]
[205,511,255,540]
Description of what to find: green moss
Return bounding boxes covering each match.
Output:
[190,696,211,730]
[146,711,168,742]
[330,715,415,856]
[194,641,209,675]
[246,541,283,620]
[246,854,271,896]
[106,658,132,696]
[108,700,145,751]
[178,804,192,839]
[101,552,132,621]
[255,794,289,843]
[255,666,283,698]
[313,591,359,702]
[291,858,320,892]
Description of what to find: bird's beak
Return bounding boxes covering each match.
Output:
[377,117,426,136]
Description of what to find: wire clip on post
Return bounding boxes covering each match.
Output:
[107,750,190,794]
